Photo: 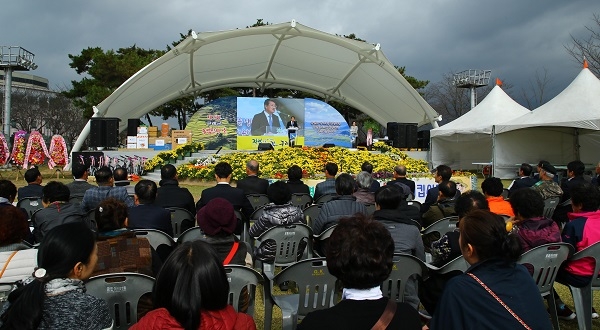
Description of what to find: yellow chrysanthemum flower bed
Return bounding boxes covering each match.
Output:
[144,142,205,172]
[176,142,430,181]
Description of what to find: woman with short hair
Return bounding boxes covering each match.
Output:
[131,240,256,330]
[430,210,551,329]
[298,214,421,329]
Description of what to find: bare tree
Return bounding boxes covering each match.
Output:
[425,72,474,122]
[520,68,553,109]
[565,13,600,76]
[0,87,87,148]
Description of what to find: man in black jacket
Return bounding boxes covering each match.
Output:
[507,163,537,198]
[196,162,253,234]
[128,180,173,237]
[155,164,195,215]
[553,160,587,226]
[17,167,43,199]
[236,160,269,195]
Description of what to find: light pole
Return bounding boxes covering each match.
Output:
[0,46,38,136]
[453,69,491,109]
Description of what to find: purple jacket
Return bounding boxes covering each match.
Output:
[516,217,561,252]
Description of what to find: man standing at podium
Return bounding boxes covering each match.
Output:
[251,98,283,135]
[286,116,299,146]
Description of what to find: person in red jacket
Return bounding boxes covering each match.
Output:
[554,182,600,320]
[131,240,256,330]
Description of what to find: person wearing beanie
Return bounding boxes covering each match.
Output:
[197,198,252,267]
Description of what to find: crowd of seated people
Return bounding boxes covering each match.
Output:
[1,156,598,329]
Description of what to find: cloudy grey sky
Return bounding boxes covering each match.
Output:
[3,0,599,107]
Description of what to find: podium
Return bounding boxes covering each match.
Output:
[287,127,299,146]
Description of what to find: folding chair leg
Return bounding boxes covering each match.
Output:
[570,285,593,330]
[281,310,298,330]
[545,295,560,330]
[263,286,273,330]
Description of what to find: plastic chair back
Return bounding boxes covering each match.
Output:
[313,224,337,257]
[314,193,335,205]
[542,197,560,218]
[234,210,251,245]
[568,241,600,330]
[250,205,266,221]
[165,207,196,238]
[406,200,421,213]
[302,204,322,227]
[177,226,206,244]
[517,242,572,330]
[132,229,176,251]
[426,255,469,275]
[86,272,155,329]
[16,197,43,219]
[69,195,84,205]
[421,216,459,237]
[256,223,313,267]
[269,258,338,330]
[364,203,376,215]
[224,265,265,317]
[382,254,428,303]
[291,193,312,209]
[247,194,271,210]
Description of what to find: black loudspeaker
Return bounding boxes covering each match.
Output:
[89,118,120,148]
[89,120,103,148]
[257,143,274,151]
[406,124,418,148]
[387,122,406,148]
[127,119,140,136]
[386,122,417,148]
[418,130,430,149]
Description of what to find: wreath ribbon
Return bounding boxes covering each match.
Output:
[23,131,53,169]
[0,133,9,166]
[48,135,68,170]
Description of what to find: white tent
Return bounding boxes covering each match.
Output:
[493,66,600,178]
[72,21,439,152]
[430,84,530,170]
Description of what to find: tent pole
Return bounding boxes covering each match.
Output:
[491,125,496,177]
[575,128,580,160]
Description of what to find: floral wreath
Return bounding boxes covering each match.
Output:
[48,135,68,170]
[10,130,27,166]
[0,132,9,166]
[23,131,52,169]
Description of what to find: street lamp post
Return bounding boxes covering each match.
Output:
[0,46,38,136]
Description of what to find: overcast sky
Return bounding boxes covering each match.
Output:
[3,0,599,107]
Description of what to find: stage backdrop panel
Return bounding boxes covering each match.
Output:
[304,98,351,148]
[186,96,238,149]
[187,96,351,150]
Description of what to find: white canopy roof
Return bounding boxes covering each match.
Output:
[492,66,600,178]
[431,84,530,137]
[496,68,600,133]
[429,84,530,170]
[93,21,439,133]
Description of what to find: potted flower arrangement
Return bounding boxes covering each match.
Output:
[0,133,9,166]
[49,135,68,170]
[10,130,27,167]
[23,131,51,169]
